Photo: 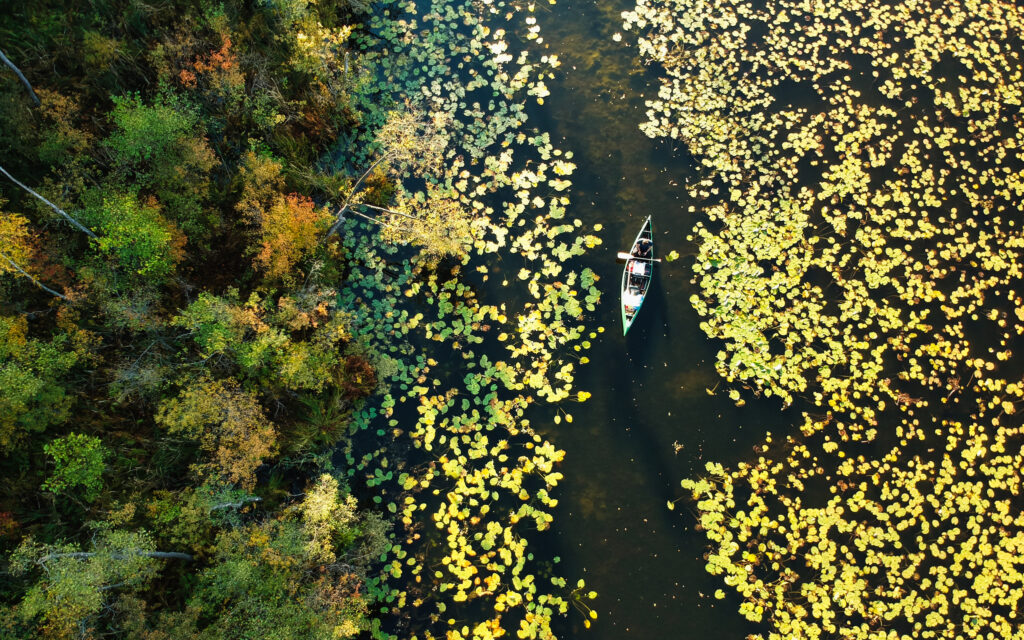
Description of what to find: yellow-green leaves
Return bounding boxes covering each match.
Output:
[626,0,1024,637]
[346,0,607,635]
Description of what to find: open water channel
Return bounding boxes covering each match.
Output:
[514,0,797,636]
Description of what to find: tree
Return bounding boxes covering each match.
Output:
[155,378,277,489]
[297,474,358,564]
[323,107,476,260]
[34,88,95,168]
[235,151,285,223]
[81,190,185,277]
[0,209,34,272]
[180,518,367,640]
[375,181,475,261]
[254,193,332,280]
[104,93,216,237]
[0,316,83,453]
[165,475,384,640]
[0,208,68,300]
[41,433,109,503]
[9,529,188,638]
[145,483,260,555]
[234,150,338,278]
[170,290,370,395]
[325,106,451,239]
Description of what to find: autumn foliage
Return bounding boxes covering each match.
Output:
[155,378,277,489]
[255,193,331,280]
[0,0,399,637]
[0,209,34,274]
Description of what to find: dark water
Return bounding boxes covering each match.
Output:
[519,0,798,636]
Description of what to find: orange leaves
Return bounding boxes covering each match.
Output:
[178,34,244,91]
[234,152,328,280]
[179,68,198,89]
[255,193,332,280]
[193,35,238,75]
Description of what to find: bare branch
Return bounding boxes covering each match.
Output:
[37,550,193,564]
[345,207,413,232]
[0,249,68,300]
[209,496,262,511]
[0,165,97,238]
[0,49,40,106]
[323,107,450,242]
[324,153,392,239]
[357,202,425,221]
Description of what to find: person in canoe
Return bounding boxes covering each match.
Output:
[635,238,652,259]
[621,215,653,335]
[624,240,652,311]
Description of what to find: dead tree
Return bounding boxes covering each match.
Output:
[0,49,40,106]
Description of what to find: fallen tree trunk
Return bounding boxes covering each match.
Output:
[0,49,40,106]
[0,165,97,238]
[0,249,68,300]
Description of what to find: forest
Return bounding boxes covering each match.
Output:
[0,1,415,637]
[0,0,604,637]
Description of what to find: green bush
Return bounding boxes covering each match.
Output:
[41,432,109,502]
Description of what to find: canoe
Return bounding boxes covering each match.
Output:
[621,216,654,335]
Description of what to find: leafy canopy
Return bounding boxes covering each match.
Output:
[0,316,83,452]
[104,93,216,236]
[41,432,109,502]
[81,190,185,277]
[155,378,277,489]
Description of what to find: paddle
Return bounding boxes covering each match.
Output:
[616,251,661,263]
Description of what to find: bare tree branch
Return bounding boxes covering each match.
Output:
[36,550,193,564]
[324,153,392,239]
[209,496,262,511]
[0,49,40,106]
[0,249,68,300]
[323,107,451,242]
[344,207,412,232]
[357,202,425,221]
[0,165,97,238]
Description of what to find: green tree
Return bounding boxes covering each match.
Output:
[81,190,185,277]
[41,433,109,503]
[0,316,84,453]
[104,93,216,237]
[170,475,383,639]
[170,290,370,394]
[298,474,358,564]
[8,528,189,639]
[145,482,260,555]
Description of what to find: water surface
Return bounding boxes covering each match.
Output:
[514,0,798,636]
